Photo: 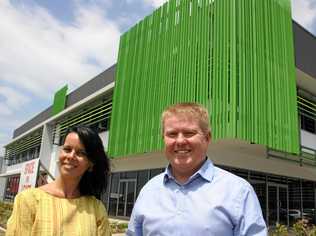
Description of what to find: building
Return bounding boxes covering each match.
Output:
[1,0,316,227]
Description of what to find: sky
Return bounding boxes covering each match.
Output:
[0,0,316,156]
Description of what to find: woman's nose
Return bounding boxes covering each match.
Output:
[66,150,76,159]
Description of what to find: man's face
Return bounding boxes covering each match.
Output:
[163,114,210,179]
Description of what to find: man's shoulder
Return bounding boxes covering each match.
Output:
[213,166,252,189]
[138,172,165,195]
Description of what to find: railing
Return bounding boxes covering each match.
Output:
[297,96,316,121]
[267,146,316,166]
[300,146,316,165]
[5,154,39,166]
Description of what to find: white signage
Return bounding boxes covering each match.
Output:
[99,131,109,151]
[18,158,40,192]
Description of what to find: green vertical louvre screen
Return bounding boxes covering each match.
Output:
[52,85,68,115]
[109,0,299,157]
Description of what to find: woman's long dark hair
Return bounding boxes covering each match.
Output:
[62,126,110,199]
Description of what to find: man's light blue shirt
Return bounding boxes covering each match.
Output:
[127,159,267,236]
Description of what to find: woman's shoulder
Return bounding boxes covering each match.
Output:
[17,187,40,198]
[14,188,42,206]
[82,196,107,216]
[82,195,104,207]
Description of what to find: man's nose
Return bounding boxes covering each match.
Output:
[175,133,186,143]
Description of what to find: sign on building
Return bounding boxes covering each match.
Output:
[18,158,40,192]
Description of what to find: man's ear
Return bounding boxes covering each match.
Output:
[205,131,211,143]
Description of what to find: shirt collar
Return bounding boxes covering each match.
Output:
[163,158,215,185]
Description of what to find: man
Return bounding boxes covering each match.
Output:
[127,102,267,235]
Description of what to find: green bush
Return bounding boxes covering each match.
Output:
[270,220,316,236]
[0,201,13,229]
[271,223,288,236]
[110,221,128,233]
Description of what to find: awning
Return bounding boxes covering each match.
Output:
[0,169,21,177]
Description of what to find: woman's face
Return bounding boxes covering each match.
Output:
[59,132,92,179]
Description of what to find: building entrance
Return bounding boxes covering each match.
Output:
[268,183,289,226]
[116,179,136,218]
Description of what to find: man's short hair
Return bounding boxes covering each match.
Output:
[161,102,211,135]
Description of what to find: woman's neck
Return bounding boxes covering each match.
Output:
[52,177,81,198]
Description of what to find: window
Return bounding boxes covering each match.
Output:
[4,175,20,201]
[301,114,316,134]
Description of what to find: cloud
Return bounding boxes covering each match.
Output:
[0,0,121,156]
[292,0,316,35]
[0,116,26,156]
[0,86,30,110]
[0,103,12,116]
[144,0,167,8]
[0,0,121,99]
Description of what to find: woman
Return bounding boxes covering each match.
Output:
[6,126,111,235]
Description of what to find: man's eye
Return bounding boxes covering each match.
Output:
[166,132,177,138]
[183,132,196,138]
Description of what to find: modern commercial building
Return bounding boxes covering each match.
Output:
[1,0,316,227]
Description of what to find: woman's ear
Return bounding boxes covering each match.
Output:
[88,163,94,172]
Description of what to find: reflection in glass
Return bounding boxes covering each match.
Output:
[268,186,278,225]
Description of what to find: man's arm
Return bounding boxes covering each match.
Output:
[126,198,143,236]
[234,184,268,236]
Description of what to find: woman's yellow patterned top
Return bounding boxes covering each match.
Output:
[6,188,111,236]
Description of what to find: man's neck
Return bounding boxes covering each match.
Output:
[172,158,208,185]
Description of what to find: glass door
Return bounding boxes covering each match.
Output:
[251,181,266,222]
[268,185,278,225]
[268,183,289,226]
[117,179,136,217]
[279,186,288,225]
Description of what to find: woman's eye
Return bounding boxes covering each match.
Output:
[62,147,71,153]
[77,150,87,157]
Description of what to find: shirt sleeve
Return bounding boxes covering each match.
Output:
[95,200,112,236]
[126,196,143,236]
[234,184,268,236]
[6,190,35,236]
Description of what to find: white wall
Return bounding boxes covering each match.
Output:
[0,157,6,200]
[301,130,316,152]
[111,139,316,182]
[99,131,109,152]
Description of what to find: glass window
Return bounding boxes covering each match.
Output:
[250,172,267,221]
[4,175,20,201]
[150,168,164,178]
[120,171,137,179]
[108,173,119,216]
[289,179,301,225]
[222,166,248,180]
[137,170,149,195]
[302,180,315,224]
[301,114,316,134]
